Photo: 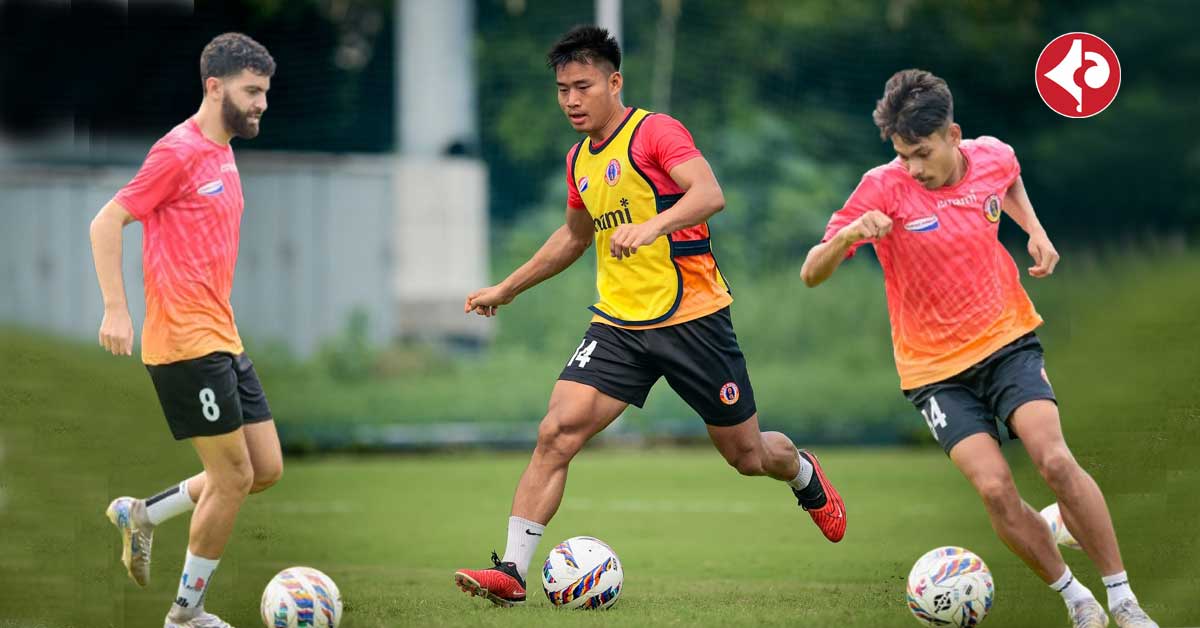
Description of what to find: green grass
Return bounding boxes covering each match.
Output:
[0,447,1193,627]
[1,249,1197,626]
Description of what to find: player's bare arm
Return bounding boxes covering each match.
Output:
[609,156,724,260]
[1003,175,1060,278]
[800,210,893,287]
[465,207,594,317]
[89,200,137,356]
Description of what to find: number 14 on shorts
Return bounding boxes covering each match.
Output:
[921,396,948,439]
[568,339,598,368]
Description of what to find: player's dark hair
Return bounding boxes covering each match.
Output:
[547,25,621,73]
[873,69,954,143]
[200,32,276,90]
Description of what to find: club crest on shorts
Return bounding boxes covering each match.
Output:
[605,159,621,186]
[982,194,1002,223]
[718,382,740,405]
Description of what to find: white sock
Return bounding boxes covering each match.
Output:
[170,550,219,618]
[786,452,815,490]
[1050,566,1095,606]
[143,479,195,527]
[1102,570,1136,611]
[500,515,544,581]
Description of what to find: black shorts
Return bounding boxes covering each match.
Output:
[904,332,1056,455]
[146,352,273,440]
[557,306,756,427]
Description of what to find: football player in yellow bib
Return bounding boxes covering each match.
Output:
[453,26,846,606]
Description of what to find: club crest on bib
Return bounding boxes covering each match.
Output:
[605,159,621,186]
[718,382,740,405]
[982,194,1002,223]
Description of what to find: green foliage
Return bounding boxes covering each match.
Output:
[477,0,1199,246]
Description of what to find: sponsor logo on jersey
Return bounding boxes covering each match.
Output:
[220,163,238,173]
[936,192,978,209]
[719,382,740,405]
[904,215,940,232]
[604,159,621,186]
[983,194,1002,223]
[197,179,224,196]
[594,197,633,232]
[578,176,589,193]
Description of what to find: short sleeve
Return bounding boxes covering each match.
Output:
[114,142,185,220]
[821,173,889,258]
[975,136,1021,190]
[565,143,586,210]
[639,114,703,173]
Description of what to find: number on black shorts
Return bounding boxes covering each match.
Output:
[921,396,948,439]
[568,339,598,369]
[199,387,221,422]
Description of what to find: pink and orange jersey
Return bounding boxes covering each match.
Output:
[823,136,1042,389]
[114,118,245,365]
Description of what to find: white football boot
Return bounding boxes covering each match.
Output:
[164,610,234,628]
[105,496,154,586]
[1068,597,1110,628]
[1110,599,1159,628]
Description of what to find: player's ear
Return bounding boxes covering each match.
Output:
[204,76,223,101]
[947,123,962,145]
[609,71,622,94]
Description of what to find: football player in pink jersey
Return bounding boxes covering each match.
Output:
[801,70,1156,628]
[90,33,278,628]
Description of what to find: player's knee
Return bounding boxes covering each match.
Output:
[975,477,1018,515]
[730,451,765,476]
[251,461,283,493]
[536,416,585,462]
[1035,450,1077,490]
[212,460,255,497]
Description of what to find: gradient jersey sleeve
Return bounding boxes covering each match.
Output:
[821,170,892,258]
[114,141,188,220]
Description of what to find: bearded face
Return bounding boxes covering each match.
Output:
[221,91,262,139]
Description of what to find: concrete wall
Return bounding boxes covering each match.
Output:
[0,153,489,357]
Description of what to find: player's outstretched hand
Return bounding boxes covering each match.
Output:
[838,210,893,245]
[610,222,661,260]
[1027,231,1060,278]
[99,308,134,356]
[464,285,514,318]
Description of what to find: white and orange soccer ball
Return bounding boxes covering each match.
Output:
[260,566,343,628]
[1039,502,1083,551]
[906,546,994,627]
[541,536,624,610]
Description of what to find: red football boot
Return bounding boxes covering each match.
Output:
[793,449,847,543]
[454,551,527,607]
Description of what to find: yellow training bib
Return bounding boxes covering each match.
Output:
[573,108,715,325]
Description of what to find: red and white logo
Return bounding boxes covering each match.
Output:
[1035,32,1121,118]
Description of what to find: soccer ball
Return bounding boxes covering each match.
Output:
[541,536,623,609]
[1039,502,1082,550]
[906,546,994,627]
[260,566,343,628]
